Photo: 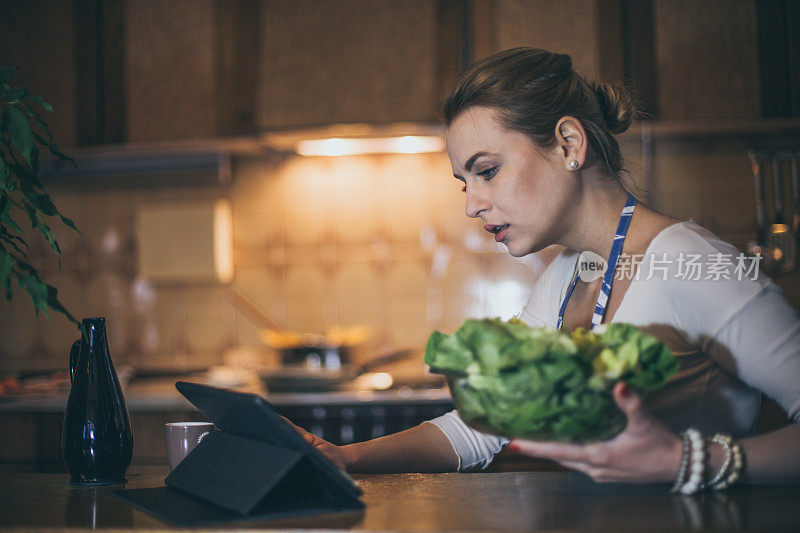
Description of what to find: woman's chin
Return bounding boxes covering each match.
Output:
[505,240,547,257]
[505,242,529,257]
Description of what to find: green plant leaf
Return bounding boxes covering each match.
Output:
[13,255,36,275]
[0,156,11,192]
[59,214,80,233]
[22,185,58,216]
[0,197,24,233]
[0,247,13,286]
[47,142,77,168]
[46,285,79,326]
[0,66,16,85]
[23,95,54,113]
[5,87,26,100]
[6,105,33,164]
[1,75,81,327]
[9,161,44,189]
[16,272,50,316]
[0,227,29,256]
[30,143,39,174]
[26,106,53,141]
[22,201,61,254]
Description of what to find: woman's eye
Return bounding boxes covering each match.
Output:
[478,167,497,180]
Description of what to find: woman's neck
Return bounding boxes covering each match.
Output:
[559,176,676,261]
[560,178,630,260]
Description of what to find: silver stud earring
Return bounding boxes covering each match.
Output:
[569,160,579,170]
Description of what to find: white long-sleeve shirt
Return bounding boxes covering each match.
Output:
[427,221,800,471]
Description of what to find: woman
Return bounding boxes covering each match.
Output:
[295,48,800,490]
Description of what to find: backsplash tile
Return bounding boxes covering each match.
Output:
[0,150,543,373]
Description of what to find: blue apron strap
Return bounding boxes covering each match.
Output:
[556,193,637,330]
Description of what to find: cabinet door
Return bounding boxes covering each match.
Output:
[654,0,760,120]
[485,0,625,83]
[124,0,220,141]
[256,0,442,128]
[0,0,77,146]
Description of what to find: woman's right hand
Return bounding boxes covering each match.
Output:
[282,416,349,471]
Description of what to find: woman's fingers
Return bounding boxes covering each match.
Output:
[280,414,308,434]
[508,439,594,464]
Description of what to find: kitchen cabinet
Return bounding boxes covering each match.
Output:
[4,1,791,144]
[654,0,761,120]
[485,0,625,83]
[483,0,768,121]
[124,0,220,141]
[0,0,78,146]
[255,0,444,129]
[120,0,456,138]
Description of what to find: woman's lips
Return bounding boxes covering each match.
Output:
[494,226,510,242]
[484,224,510,242]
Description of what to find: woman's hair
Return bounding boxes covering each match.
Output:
[442,47,636,178]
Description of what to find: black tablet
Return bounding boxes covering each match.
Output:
[174,381,361,500]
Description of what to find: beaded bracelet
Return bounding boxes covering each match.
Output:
[704,433,734,488]
[670,431,691,493]
[681,428,705,495]
[709,434,744,490]
[671,428,705,495]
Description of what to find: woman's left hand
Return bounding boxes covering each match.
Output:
[508,382,683,483]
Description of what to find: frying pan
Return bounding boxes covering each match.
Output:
[258,349,413,392]
[234,290,367,368]
[233,290,413,391]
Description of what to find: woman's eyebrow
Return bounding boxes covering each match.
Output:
[464,151,498,171]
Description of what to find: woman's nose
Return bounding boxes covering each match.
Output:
[464,185,490,218]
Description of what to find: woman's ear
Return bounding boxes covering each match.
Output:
[555,116,588,171]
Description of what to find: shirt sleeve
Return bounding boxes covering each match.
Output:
[425,411,509,471]
[703,283,800,421]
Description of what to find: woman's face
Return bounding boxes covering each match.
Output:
[446,106,575,257]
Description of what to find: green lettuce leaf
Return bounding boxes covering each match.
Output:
[424,318,679,442]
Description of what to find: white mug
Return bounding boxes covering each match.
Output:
[164,421,214,471]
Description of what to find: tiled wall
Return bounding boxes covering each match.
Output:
[2,133,798,375]
[0,151,544,373]
[230,152,544,365]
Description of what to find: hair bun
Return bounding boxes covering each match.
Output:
[592,83,635,134]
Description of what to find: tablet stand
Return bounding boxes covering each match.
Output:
[165,430,361,517]
[114,381,364,527]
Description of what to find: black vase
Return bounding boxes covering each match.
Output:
[62,317,133,485]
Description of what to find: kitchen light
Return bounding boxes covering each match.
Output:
[296,135,444,157]
[260,123,447,156]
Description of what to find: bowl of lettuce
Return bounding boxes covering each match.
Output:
[424,319,679,442]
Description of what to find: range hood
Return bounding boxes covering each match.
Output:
[38,122,447,183]
[38,138,264,185]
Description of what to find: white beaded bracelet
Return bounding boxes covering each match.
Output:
[671,428,705,495]
[670,431,691,493]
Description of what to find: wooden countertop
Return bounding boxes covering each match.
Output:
[1,471,799,531]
